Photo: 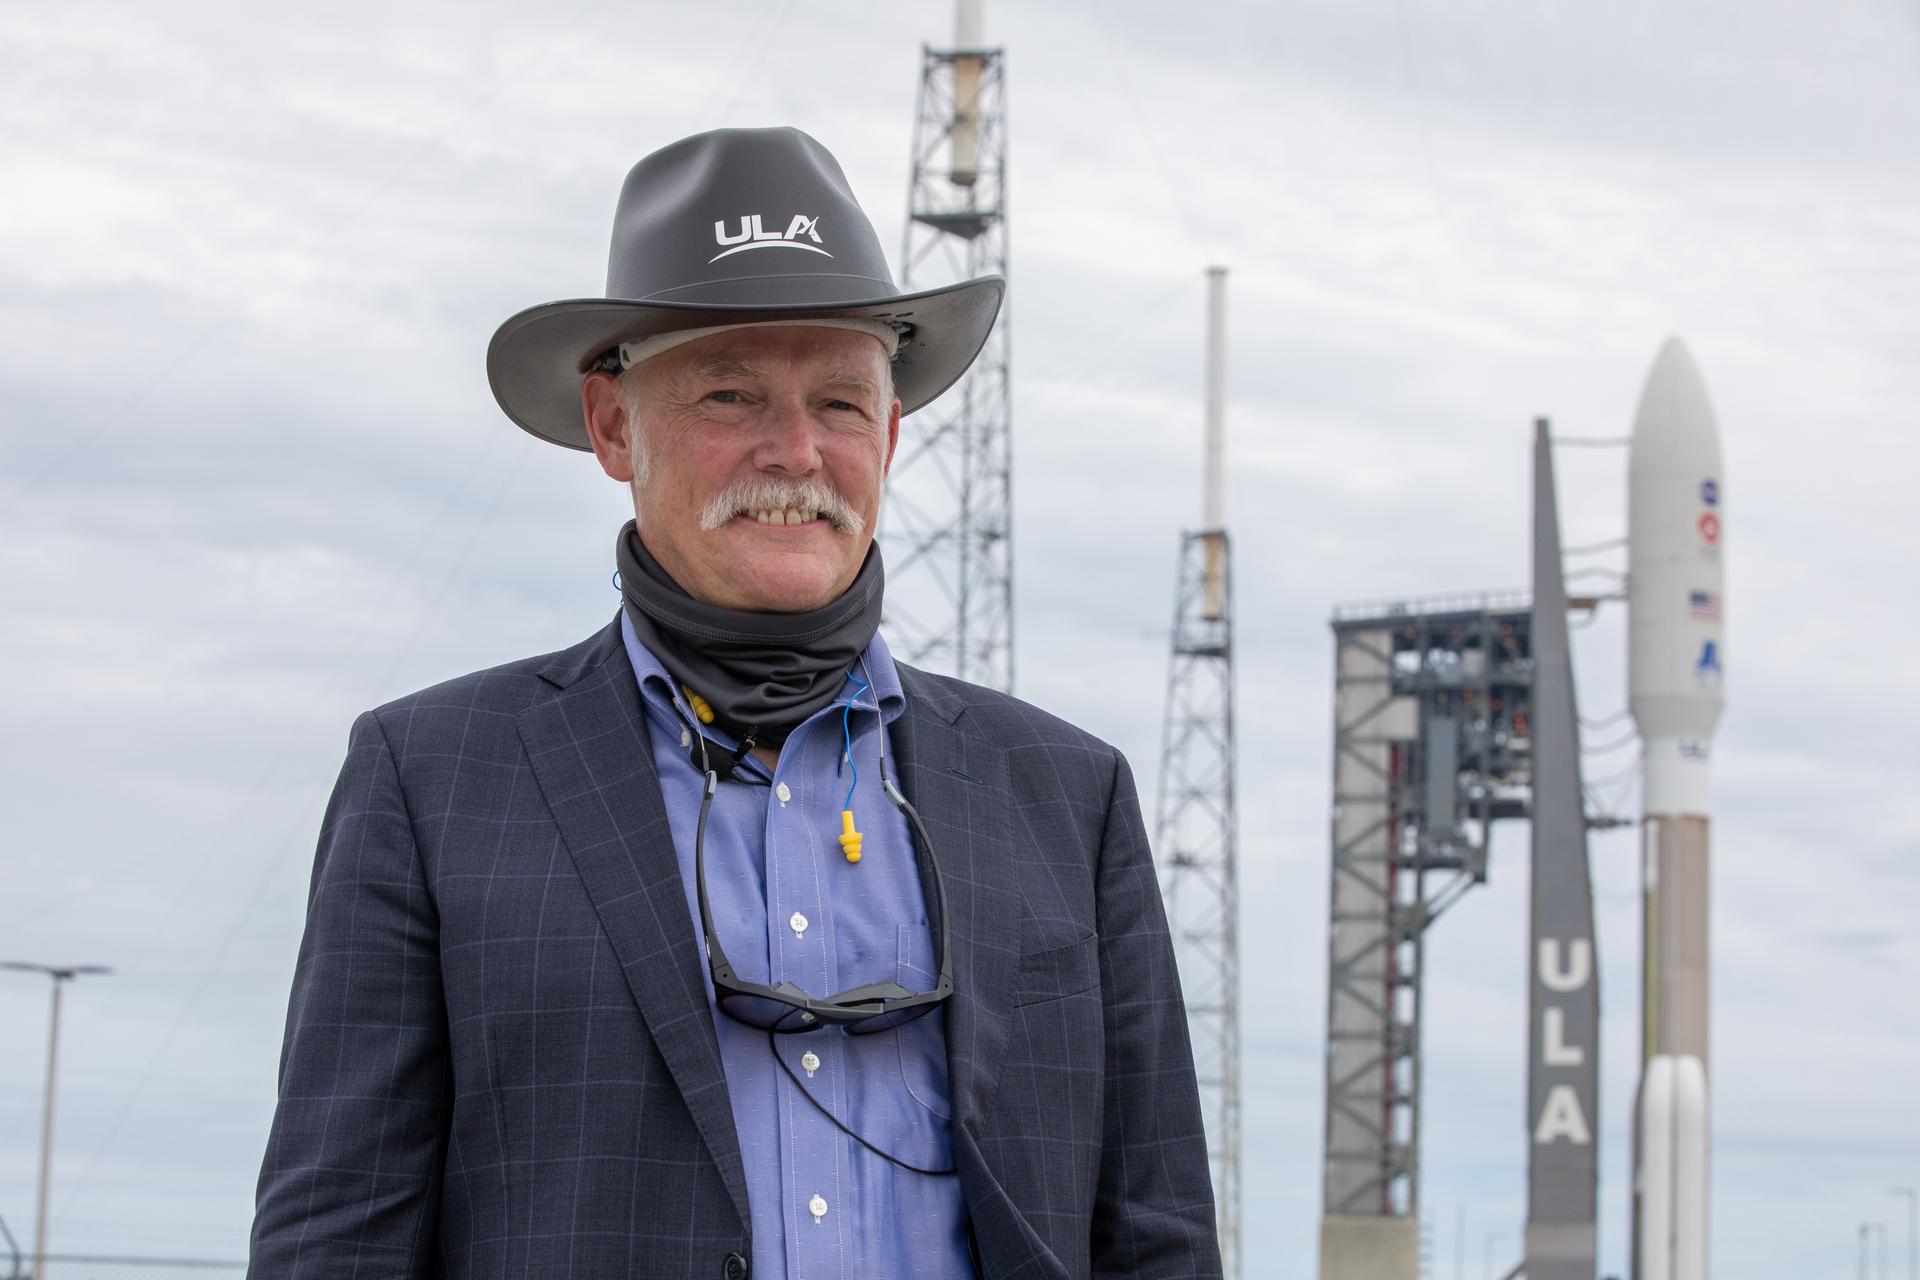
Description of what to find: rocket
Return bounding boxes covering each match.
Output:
[1627,337,1724,1280]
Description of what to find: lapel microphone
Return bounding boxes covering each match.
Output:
[686,733,762,785]
[677,683,765,785]
[670,703,759,788]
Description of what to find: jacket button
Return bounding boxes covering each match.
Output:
[723,1252,749,1280]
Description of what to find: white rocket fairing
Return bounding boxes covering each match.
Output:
[1628,336,1726,816]
[1627,336,1724,1280]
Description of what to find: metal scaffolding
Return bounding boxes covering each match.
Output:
[1319,593,1538,1280]
[1155,528,1240,1280]
[882,34,1013,690]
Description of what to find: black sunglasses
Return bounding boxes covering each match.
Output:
[690,735,953,1035]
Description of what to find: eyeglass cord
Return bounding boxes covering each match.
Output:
[766,1029,957,1177]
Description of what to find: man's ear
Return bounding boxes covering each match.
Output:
[881,398,902,478]
[581,371,635,483]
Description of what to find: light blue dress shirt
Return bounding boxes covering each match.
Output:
[619,612,972,1279]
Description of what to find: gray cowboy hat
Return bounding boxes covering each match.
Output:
[487,126,1004,450]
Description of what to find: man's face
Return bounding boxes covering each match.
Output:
[582,325,900,613]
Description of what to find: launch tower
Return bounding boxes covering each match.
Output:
[1319,422,1610,1280]
[884,0,1014,690]
[1318,592,1537,1279]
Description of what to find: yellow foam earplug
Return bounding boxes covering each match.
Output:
[681,686,715,724]
[838,810,862,864]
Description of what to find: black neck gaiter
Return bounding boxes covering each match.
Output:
[615,520,884,749]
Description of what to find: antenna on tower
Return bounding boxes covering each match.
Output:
[1154,265,1241,1279]
[883,0,1014,690]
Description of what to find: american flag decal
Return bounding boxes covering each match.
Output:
[1688,590,1722,621]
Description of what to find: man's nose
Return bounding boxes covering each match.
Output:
[752,397,824,474]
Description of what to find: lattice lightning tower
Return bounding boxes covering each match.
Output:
[1154,266,1241,1279]
[883,1,1013,691]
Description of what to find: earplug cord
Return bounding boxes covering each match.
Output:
[840,671,869,810]
[834,668,874,862]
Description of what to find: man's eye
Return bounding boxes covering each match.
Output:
[707,389,742,404]
[825,399,864,413]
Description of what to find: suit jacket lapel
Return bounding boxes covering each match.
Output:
[516,622,750,1229]
[891,666,1022,1142]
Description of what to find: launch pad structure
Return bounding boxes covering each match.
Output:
[1319,419,1607,1280]
[882,9,1014,691]
[1319,592,1538,1277]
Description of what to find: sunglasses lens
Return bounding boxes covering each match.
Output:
[845,998,938,1035]
[718,991,798,1029]
[770,1002,825,1032]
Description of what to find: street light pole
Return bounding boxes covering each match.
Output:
[1892,1187,1918,1280]
[3,961,111,1280]
[0,1211,23,1280]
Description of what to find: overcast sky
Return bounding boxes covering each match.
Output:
[2,2,1917,1277]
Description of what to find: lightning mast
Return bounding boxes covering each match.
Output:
[884,0,1013,690]
[1154,265,1240,1278]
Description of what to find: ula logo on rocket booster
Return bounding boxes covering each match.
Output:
[710,214,831,263]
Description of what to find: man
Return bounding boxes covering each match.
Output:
[251,127,1220,1280]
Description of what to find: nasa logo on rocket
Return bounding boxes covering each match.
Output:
[1696,474,1721,548]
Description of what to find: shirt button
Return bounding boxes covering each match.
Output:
[808,1193,828,1222]
[789,912,808,937]
[800,1050,821,1076]
[775,782,792,803]
[680,728,692,747]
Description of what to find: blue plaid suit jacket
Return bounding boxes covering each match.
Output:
[250,618,1221,1279]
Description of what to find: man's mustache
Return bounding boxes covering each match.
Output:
[698,476,867,537]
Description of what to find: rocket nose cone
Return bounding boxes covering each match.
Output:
[1650,335,1702,391]
[1632,335,1719,448]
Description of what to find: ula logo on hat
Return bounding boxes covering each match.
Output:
[710,214,831,263]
